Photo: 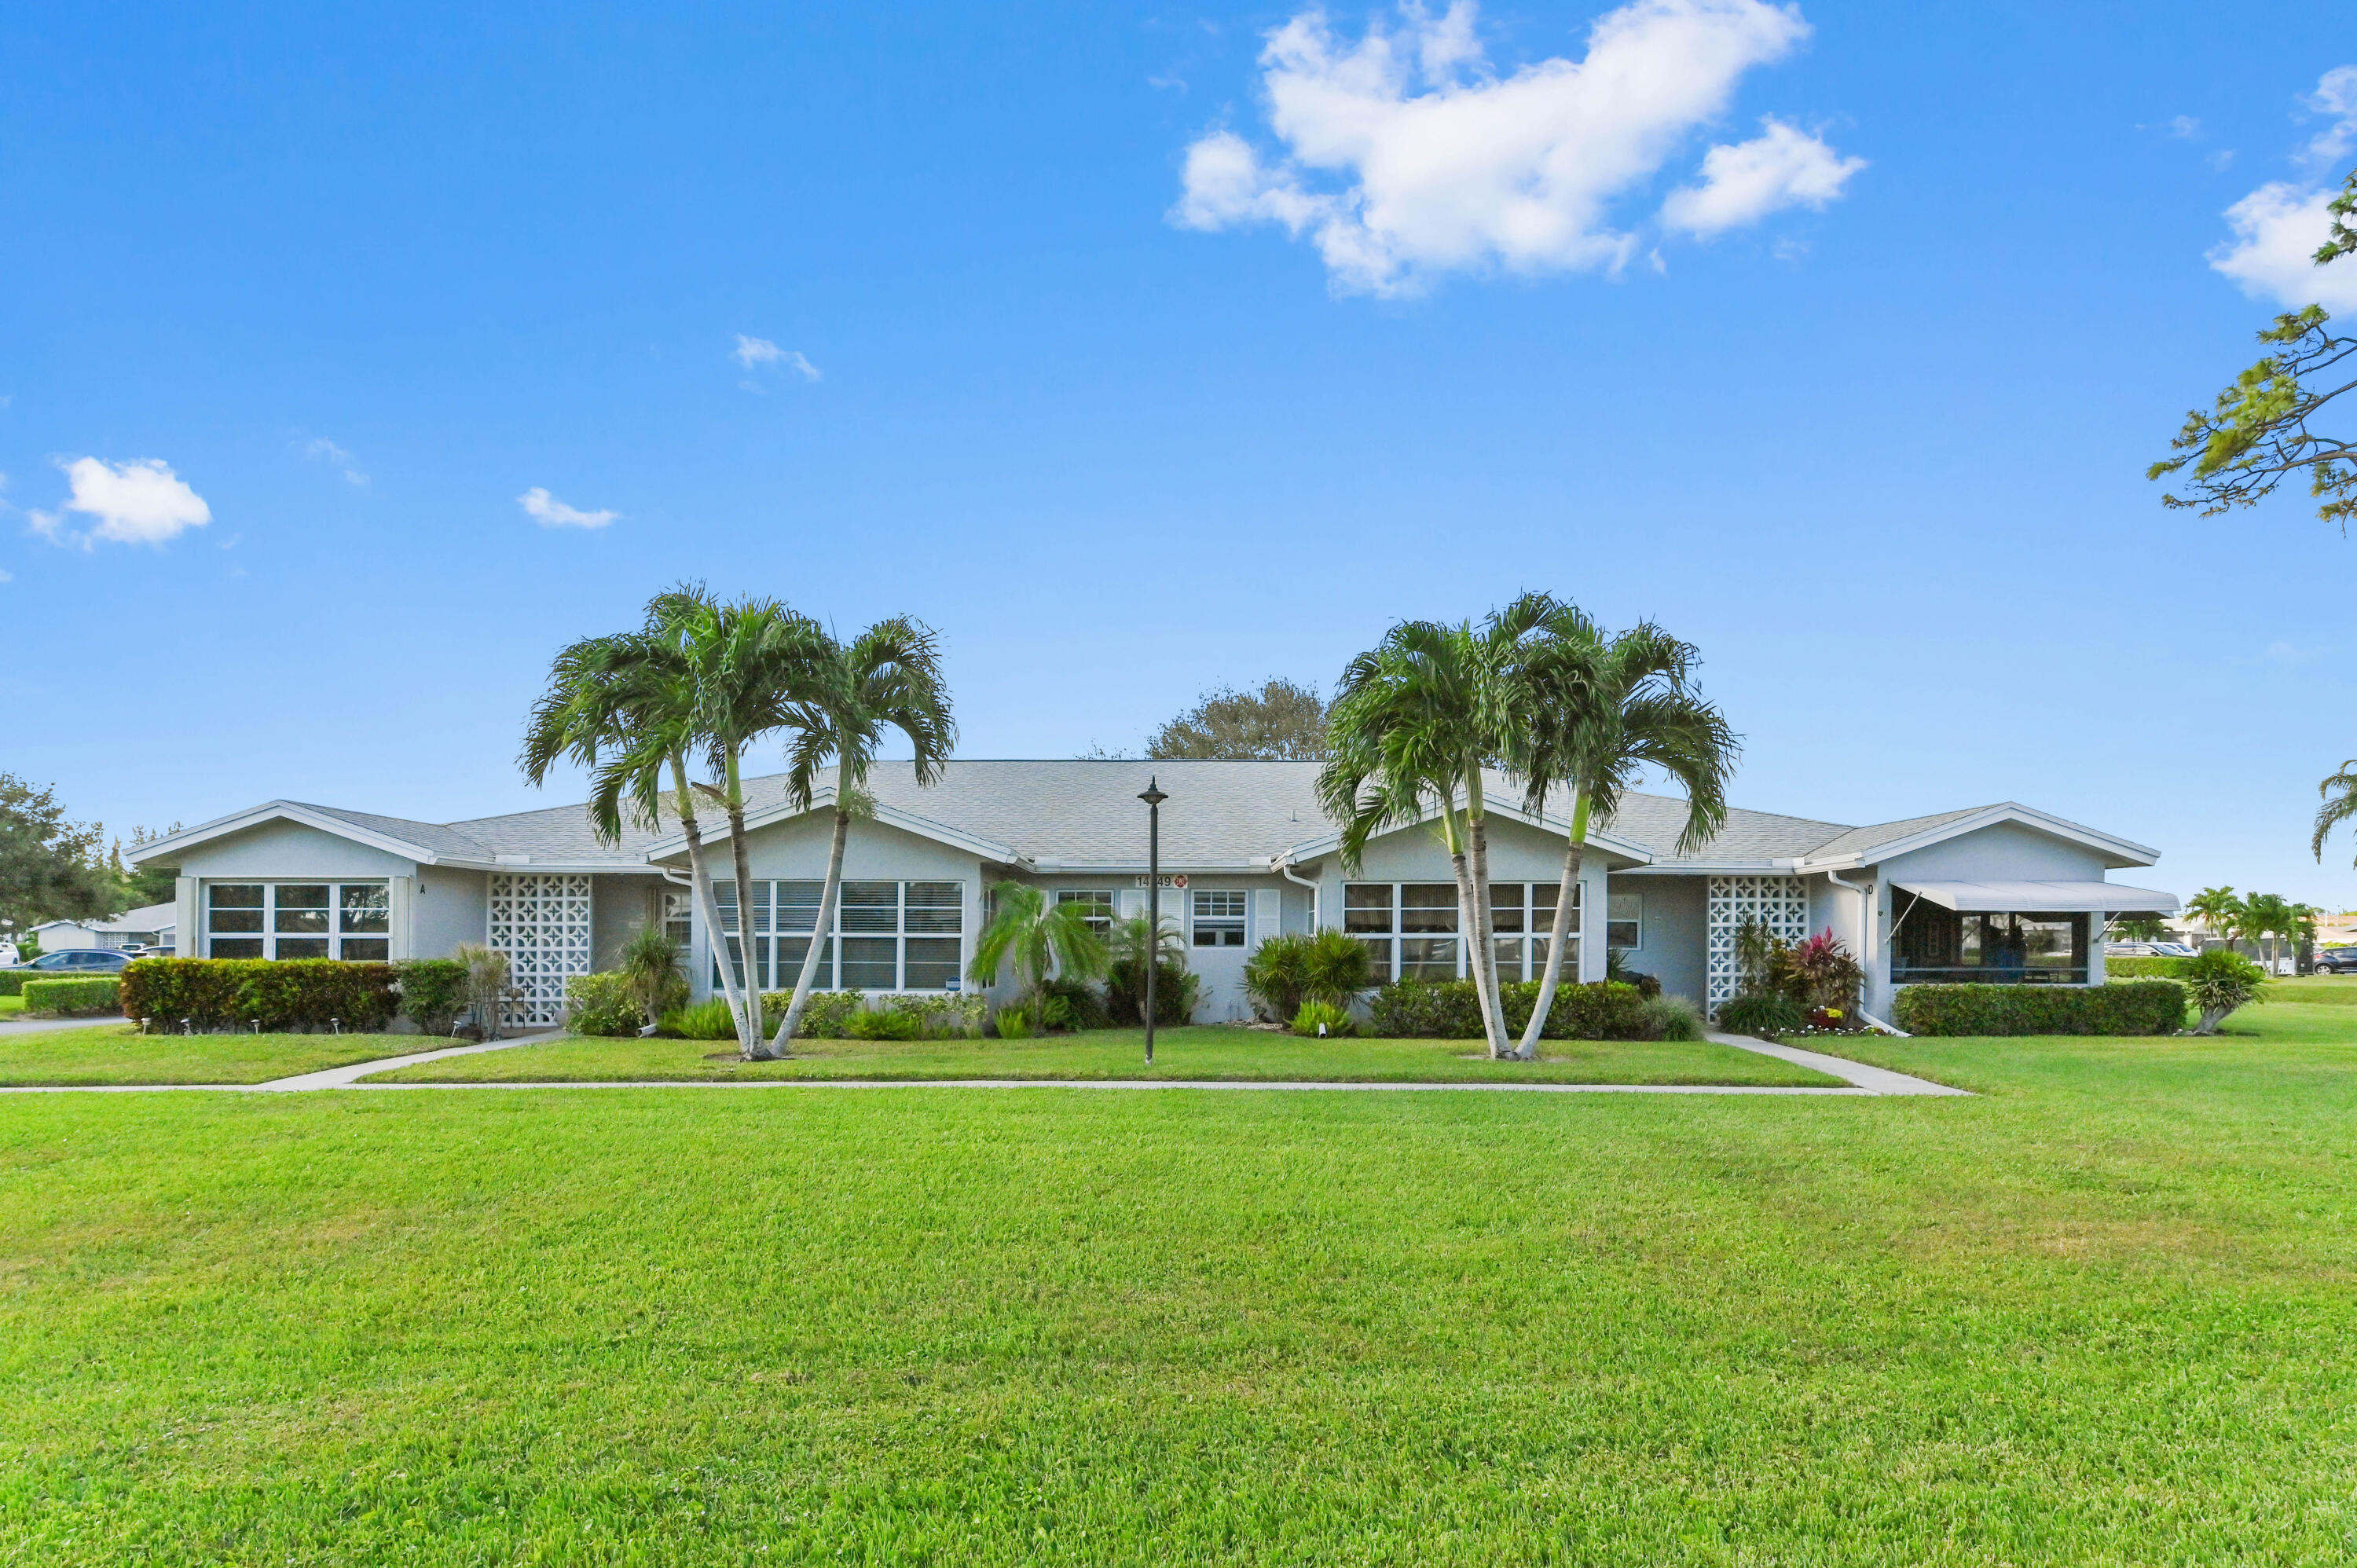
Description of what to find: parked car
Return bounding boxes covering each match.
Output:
[2312,947,2357,976]
[2147,942,2200,960]
[0,948,134,974]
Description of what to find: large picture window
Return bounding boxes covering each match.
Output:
[1893,901,2088,985]
[1344,881,1578,983]
[716,879,965,992]
[206,881,390,961]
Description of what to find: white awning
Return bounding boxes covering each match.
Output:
[1893,880,2179,914]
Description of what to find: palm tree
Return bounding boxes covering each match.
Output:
[1318,600,1561,1059]
[2242,892,2297,974]
[519,597,760,1060]
[2183,886,2245,954]
[1504,608,1736,1057]
[2315,764,2357,867]
[768,617,957,1052]
[969,881,1109,1007]
[643,588,832,1056]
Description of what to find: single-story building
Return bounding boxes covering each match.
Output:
[126,760,2179,1027]
[27,902,178,954]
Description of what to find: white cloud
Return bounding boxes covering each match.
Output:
[732,334,821,380]
[1171,0,1854,295]
[518,486,618,529]
[30,457,211,547]
[1659,116,1864,235]
[2209,181,2357,310]
[0,569,12,584]
[298,436,368,486]
[2206,69,2357,311]
[2167,114,2201,139]
[2301,64,2357,165]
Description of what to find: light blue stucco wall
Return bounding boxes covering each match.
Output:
[1611,873,1706,1005]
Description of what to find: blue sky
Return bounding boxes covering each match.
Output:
[5,1,2355,907]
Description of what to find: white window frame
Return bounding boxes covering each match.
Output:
[715,878,965,993]
[1607,892,1642,953]
[1191,888,1248,948]
[1341,881,1580,983]
[203,879,392,962]
[1056,888,1116,938]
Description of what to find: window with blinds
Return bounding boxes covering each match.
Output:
[713,879,964,992]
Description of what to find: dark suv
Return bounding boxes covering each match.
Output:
[2313,948,2357,976]
[1,949,134,974]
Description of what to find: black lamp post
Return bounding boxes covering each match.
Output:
[1137,775,1168,1065]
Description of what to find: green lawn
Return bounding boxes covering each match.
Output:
[0,995,21,1017]
[0,1025,427,1086]
[366,1024,1841,1086]
[6,1008,2357,1561]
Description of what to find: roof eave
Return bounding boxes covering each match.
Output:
[124,800,453,868]
[1796,802,2161,872]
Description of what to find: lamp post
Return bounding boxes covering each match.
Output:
[1137,775,1168,1065]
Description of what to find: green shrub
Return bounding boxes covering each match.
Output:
[566,971,645,1037]
[119,958,399,1032]
[2106,954,2192,979]
[878,993,987,1039]
[1635,995,1706,1041]
[1247,931,1374,1021]
[1604,949,1665,999]
[1716,993,1803,1039]
[1891,980,2187,1037]
[2182,951,2266,1035]
[0,971,28,997]
[751,989,864,1039]
[1105,957,1198,1026]
[659,998,739,1041]
[1037,975,1111,1030]
[23,976,120,1017]
[393,959,470,1033]
[1290,999,1354,1038]
[847,1007,925,1041]
[1368,979,1655,1040]
[994,1006,1032,1040]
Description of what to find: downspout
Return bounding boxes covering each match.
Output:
[1826,866,1909,1036]
[1272,852,1319,931]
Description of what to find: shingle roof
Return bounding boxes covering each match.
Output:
[290,802,501,862]
[1797,806,1993,863]
[405,759,1884,870]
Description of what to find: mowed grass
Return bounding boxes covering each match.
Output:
[370,1024,1839,1086]
[0,1025,426,1086]
[0,995,22,1017]
[6,1009,2357,1562]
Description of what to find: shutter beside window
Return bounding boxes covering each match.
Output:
[1252,888,1280,944]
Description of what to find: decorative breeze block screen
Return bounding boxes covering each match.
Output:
[1705,874,1810,1020]
[487,873,593,1027]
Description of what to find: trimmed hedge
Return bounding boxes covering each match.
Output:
[119,958,418,1032]
[0,971,28,997]
[394,959,470,1034]
[23,976,121,1017]
[1369,979,1658,1040]
[2106,955,2193,980]
[1893,980,2186,1037]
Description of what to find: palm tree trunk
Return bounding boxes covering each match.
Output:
[1440,804,1504,1057]
[772,804,851,1053]
[720,750,771,1061]
[1464,788,1509,1059]
[673,757,752,1052]
[1519,790,1586,1060]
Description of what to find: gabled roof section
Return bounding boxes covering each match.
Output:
[643,787,1026,868]
[126,800,497,868]
[1277,789,1654,868]
[1794,802,2160,870]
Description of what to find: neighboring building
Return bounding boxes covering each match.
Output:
[126,760,2178,1027]
[27,902,178,954]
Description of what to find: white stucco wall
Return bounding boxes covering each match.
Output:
[1612,874,1706,1004]
[409,867,488,961]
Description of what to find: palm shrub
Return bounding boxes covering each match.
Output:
[1783,930,1863,1020]
[1105,910,1196,1025]
[970,882,1109,1012]
[846,1007,924,1041]
[618,922,688,1028]
[993,1006,1032,1039]
[1244,934,1314,1022]
[2184,949,2267,1034]
[454,943,511,1039]
[1291,999,1354,1037]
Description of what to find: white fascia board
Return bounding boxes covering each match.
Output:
[125,801,449,867]
[1619,859,1798,876]
[642,791,1028,870]
[1796,802,2161,872]
[1277,808,1653,868]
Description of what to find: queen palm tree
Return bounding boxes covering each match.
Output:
[1504,609,1735,1057]
[768,617,957,1052]
[1318,599,1562,1058]
[2183,885,2245,954]
[520,611,753,1054]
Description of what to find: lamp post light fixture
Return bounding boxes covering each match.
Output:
[1137,775,1168,1065]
